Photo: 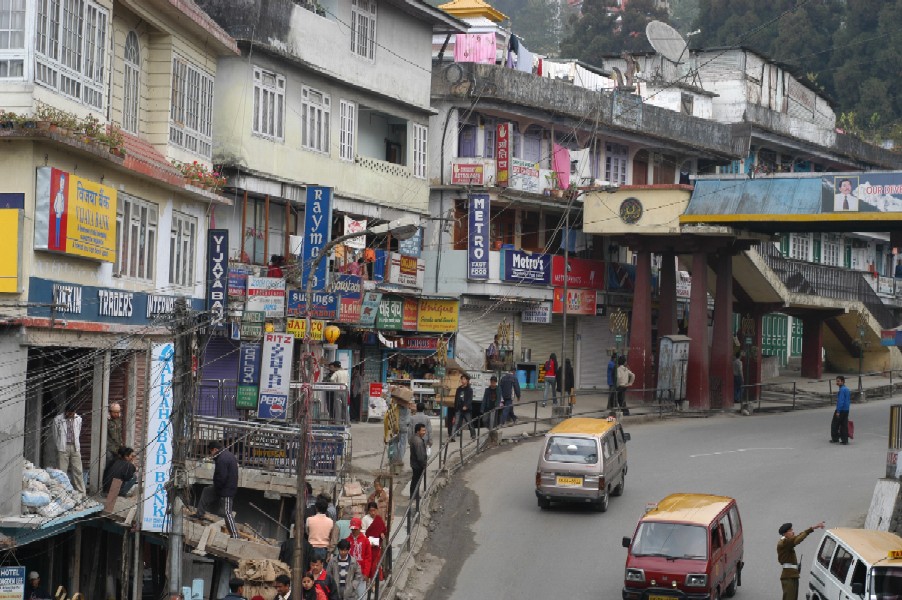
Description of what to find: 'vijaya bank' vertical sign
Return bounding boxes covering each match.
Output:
[301,186,333,291]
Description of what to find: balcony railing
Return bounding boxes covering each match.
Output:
[758,243,897,329]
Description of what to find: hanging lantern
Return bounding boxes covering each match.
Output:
[324,325,341,344]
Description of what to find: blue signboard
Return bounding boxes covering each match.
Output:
[300,186,333,291]
[236,342,262,409]
[206,229,228,324]
[468,194,490,280]
[0,566,25,598]
[332,274,363,300]
[398,227,423,258]
[501,249,551,285]
[286,289,339,318]
[359,292,382,327]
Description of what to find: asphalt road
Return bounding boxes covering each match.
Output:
[420,399,893,600]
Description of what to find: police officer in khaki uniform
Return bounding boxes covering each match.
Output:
[777,520,825,600]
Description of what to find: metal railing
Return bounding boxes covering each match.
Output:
[757,244,896,328]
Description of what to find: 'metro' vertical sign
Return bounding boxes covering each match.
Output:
[301,186,333,292]
[468,193,490,280]
[206,229,228,324]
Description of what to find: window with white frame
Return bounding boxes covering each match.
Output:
[253,66,285,140]
[0,0,25,78]
[822,233,842,267]
[301,86,330,153]
[350,0,376,60]
[170,55,214,158]
[35,0,107,107]
[115,194,158,280]
[412,123,427,179]
[122,31,140,133]
[169,211,197,288]
[789,233,811,262]
[339,99,356,161]
[605,142,629,185]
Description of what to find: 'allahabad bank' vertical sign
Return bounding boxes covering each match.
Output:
[143,343,174,532]
[34,167,117,262]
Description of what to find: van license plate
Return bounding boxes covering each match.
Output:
[556,476,583,486]
[648,596,677,600]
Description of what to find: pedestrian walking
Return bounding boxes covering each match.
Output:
[409,423,428,499]
[451,374,474,439]
[733,351,744,405]
[409,402,432,451]
[607,352,618,410]
[364,501,387,580]
[195,441,240,539]
[306,496,339,562]
[274,574,293,600]
[367,479,390,522]
[328,361,350,422]
[616,356,635,413]
[221,577,247,600]
[542,353,558,407]
[327,538,365,600]
[557,358,575,405]
[777,521,825,600]
[499,370,521,426]
[310,556,339,600]
[481,375,500,429]
[300,573,324,600]
[831,375,851,445]
[53,405,86,495]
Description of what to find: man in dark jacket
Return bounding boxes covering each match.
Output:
[451,374,474,439]
[556,358,575,404]
[409,423,428,499]
[481,376,499,429]
[102,446,138,496]
[221,577,247,600]
[196,440,240,538]
[499,371,521,426]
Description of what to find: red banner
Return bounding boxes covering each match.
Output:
[402,297,419,330]
[552,288,597,315]
[496,123,510,187]
[397,336,439,350]
[338,297,362,323]
[551,256,605,290]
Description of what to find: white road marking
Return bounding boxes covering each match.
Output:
[690,447,794,458]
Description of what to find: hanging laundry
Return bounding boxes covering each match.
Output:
[517,47,534,73]
[453,33,497,64]
[552,143,571,190]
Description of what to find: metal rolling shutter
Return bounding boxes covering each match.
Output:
[521,314,576,379]
[577,316,614,390]
[199,336,241,418]
[457,306,499,370]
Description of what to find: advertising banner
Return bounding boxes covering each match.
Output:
[468,193,490,280]
[286,289,338,319]
[359,291,382,327]
[0,210,21,293]
[339,297,363,323]
[417,299,459,332]
[510,158,540,193]
[397,337,440,350]
[332,274,363,300]
[496,123,510,187]
[240,310,265,339]
[0,567,25,600]
[502,249,551,285]
[343,216,367,249]
[247,276,286,318]
[301,186,333,290]
[398,228,423,258]
[228,265,252,298]
[143,343,174,532]
[451,163,485,185]
[402,297,419,330]
[522,301,553,324]
[286,318,326,340]
[236,342,262,409]
[258,333,295,419]
[388,253,424,288]
[34,167,117,262]
[552,288,597,315]
[206,229,229,324]
[551,256,605,290]
[377,296,404,330]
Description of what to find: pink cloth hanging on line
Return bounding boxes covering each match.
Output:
[454,34,496,64]
[552,143,571,190]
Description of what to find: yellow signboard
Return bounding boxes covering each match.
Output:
[286,318,326,340]
[0,210,21,293]
[417,299,459,332]
[34,167,117,262]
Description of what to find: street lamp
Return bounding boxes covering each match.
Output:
[292,215,420,593]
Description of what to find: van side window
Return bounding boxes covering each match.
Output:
[711,525,722,552]
[616,426,626,446]
[850,560,866,588]
[603,436,614,459]
[611,431,620,450]
[830,545,853,582]
[720,515,733,543]
[728,506,741,535]
[817,537,837,568]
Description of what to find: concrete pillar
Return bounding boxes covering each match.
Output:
[801,315,824,379]
[710,252,734,410]
[627,250,654,403]
[686,252,710,410]
[658,252,678,338]
[745,311,764,405]
[90,350,111,493]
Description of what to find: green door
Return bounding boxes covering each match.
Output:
[762,313,789,367]
[790,317,803,357]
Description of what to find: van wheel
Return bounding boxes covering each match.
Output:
[612,472,625,497]
[596,492,609,512]
[724,572,737,597]
[538,497,550,510]
[711,589,721,600]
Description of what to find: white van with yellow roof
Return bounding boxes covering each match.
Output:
[535,417,629,511]
[807,528,902,600]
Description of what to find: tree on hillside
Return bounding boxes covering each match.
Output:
[492,0,562,56]
[559,0,668,66]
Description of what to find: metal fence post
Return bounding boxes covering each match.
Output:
[533,399,538,436]
[792,382,797,410]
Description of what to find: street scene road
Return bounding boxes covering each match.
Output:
[420,399,891,599]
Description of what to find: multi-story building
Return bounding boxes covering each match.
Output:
[0,1,237,596]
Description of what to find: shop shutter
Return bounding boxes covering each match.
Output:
[577,316,613,390]
[521,314,575,385]
[133,351,147,452]
[198,336,241,418]
[457,307,500,371]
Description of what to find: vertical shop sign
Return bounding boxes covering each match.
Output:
[468,193,490,280]
[143,343,174,532]
[402,297,419,330]
[236,342,262,409]
[496,123,510,187]
[258,333,295,419]
[301,186,333,291]
[206,229,228,324]
[359,291,382,327]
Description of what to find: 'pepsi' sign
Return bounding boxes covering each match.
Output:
[257,332,294,420]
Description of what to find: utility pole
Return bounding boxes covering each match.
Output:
[168,298,194,600]
[559,187,578,415]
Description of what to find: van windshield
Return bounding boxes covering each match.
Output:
[631,522,708,560]
[872,566,902,599]
[544,436,598,464]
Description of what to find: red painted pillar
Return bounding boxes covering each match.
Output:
[800,315,824,379]
[746,311,764,404]
[710,252,734,410]
[627,250,653,404]
[658,252,677,338]
[685,252,710,410]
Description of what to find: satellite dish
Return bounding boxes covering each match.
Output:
[646,20,688,64]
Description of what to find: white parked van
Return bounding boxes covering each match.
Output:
[807,528,902,600]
